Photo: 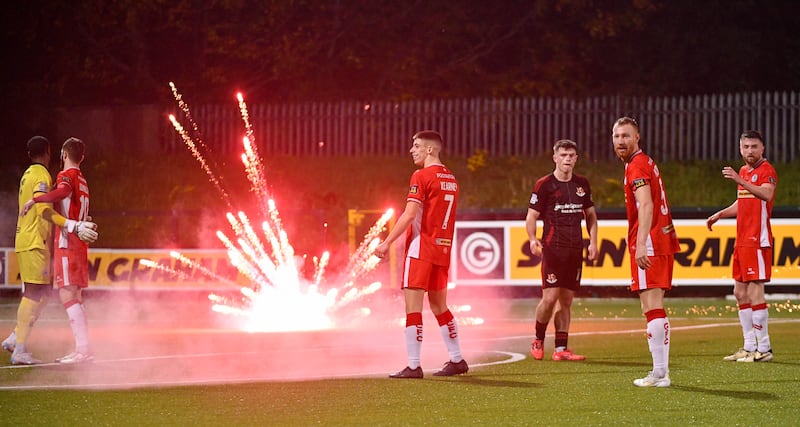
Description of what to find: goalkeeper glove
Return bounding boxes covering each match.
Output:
[64,220,99,244]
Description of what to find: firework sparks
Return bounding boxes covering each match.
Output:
[165,84,396,331]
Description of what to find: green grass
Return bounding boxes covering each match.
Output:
[2,297,798,425]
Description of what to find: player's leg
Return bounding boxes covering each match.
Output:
[531,287,558,359]
[428,265,468,376]
[552,288,584,360]
[55,251,93,364]
[12,283,50,355]
[747,280,772,362]
[390,258,427,378]
[632,255,672,387]
[532,249,558,360]
[9,249,51,364]
[726,248,756,360]
[552,250,583,360]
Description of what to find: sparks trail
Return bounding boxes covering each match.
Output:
[161,83,395,332]
[168,82,232,208]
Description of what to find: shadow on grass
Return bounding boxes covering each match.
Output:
[585,360,651,368]
[671,384,778,401]
[435,373,543,389]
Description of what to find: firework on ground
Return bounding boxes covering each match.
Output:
[157,83,395,332]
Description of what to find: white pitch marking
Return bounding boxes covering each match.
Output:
[2,319,798,390]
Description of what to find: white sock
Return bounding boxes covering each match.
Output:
[439,319,463,363]
[738,306,756,351]
[647,317,669,377]
[752,306,771,352]
[404,324,422,370]
[65,303,90,353]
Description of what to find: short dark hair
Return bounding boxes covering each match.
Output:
[740,130,765,145]
[613,116,640,133]
[553,139,578,152]
[27,136,49,158]
[412,130,443,147]
[62,137,86,163]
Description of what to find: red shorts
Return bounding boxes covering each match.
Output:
[629,254,674,292]
[402,257,449,291]
[53,250,89,289]
[732,247,771,283]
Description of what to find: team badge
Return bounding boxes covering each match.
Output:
[575,187,585,197]
[529,193,538,205]
[409,185,419,195]
[546,273,557,284]
[751,174,758,183]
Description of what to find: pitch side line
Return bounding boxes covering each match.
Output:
[2,319,798,390]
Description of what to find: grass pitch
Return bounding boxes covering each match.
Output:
[1,295,798,426]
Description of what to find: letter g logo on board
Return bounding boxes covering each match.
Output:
[457,230,504,278]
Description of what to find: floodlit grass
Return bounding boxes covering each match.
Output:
[1,297,798,426]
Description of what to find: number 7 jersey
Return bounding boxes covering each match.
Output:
[405,164,459,267]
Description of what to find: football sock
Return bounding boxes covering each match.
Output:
[534,320,547,341]
[645,309,670,377]
[64,300,90,353]
[436,310,463,363]
[751,303,771,352]
[405,312,423,369]
[737,304,756,351]
[15,296,42,353]
[554,331,568,351]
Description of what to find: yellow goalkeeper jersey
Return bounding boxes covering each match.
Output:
[15,163,53,252]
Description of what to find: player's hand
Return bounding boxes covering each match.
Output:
[20,199,35,216]
[529,239,543,257]
[76,221,99,244]
[587,242,598,262]
[635,245,651,270]
[65,220,99,243]
[721,166,740,184]
[706,213,720,231]
[374,242,389,259]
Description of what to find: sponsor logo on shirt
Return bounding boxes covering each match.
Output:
[435,238,452,247]
[554,203,583,214]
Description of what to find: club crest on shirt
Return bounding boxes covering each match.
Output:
[751,174,758,183]
[546,273,557,284]
[576,187,585,197]
[409,185,419,195]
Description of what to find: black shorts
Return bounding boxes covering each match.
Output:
[541,247,583,291]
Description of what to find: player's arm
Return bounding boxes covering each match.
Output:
[525,208,542,256]
[375,200,420,258]
[584,206,599,261]
[721,166,775,202]
[20,183,71,216]
[706,200,738,231]
[633,185,654,270]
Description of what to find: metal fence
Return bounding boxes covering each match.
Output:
[163,91,800,162]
